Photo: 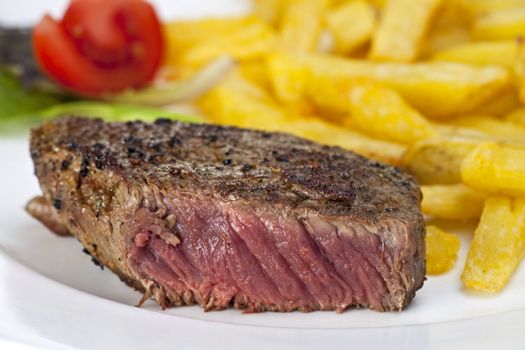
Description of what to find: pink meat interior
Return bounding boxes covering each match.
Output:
[128,197,415,312]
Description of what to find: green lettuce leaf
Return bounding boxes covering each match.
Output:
[0,69,61,118]
[37,101,201,123]
[0,67,201,135]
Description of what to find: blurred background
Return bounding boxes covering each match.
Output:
[0,0,249,136]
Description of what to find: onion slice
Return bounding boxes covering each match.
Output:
[107,56,236,106]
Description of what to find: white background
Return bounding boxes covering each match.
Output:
[0,0,250,26]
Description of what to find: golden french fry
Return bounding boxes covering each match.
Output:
[215,72,274,100]
[426,225,461,275]
[301,76,436,144]
[461,142,525,196]
[176,21,275,67]
[424,26,470,58]
[345,81,436,144]
[330,0,386,6]
[325,1,377,55]
[164,16,260,64]
[253,0,285,26]
[440,115,525,143]
[198,75,287,128]
[432,41,518,70]
[425,29,470,58]
[471,7,525,40]
[199,76,407,164]
[423,0,470,55]
[370,0,443,61]
[506,107,525,127]
[277,0,329,52]
[514,41,525,104]
[266,51,309,103]
[438,125,488,138]
[266,51,510,118]
[435,124,491,139]
[462,196,525,292]
[471,85,520,117]
[300,74,349,116]
[238,60,272,91]
[312,79,436,144]
[402,137,480,184]
[421,184,487,219]
[460,0,525,19]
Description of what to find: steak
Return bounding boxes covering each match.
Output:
[29,116,425,312]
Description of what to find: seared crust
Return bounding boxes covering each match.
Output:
[30,117,421,220]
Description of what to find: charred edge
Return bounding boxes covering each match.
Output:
[82,247,104,270]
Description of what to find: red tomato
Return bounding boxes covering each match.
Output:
[33,0,164,96]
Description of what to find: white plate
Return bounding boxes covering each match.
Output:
[2,1,525,348]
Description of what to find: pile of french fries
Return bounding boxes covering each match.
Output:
[163,0,525,293]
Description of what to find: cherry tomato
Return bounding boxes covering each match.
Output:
[33,0,164,96]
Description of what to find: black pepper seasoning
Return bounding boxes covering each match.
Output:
[60,160,70,171]
[52,199,62,210]
[241,164,253,172]
[79,156,89,177]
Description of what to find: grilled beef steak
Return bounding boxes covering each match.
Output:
[29,117,425,312]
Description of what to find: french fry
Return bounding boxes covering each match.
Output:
[330,0,387,8]
[514,42,525,104]
[460,0,525,19]
[440,115,525,143]
[506,107,525,127]
[345,81,436,144]
[305,78,436,144]
[402,137,480,184]
[461,142,525,196]
[423,0,470,55]
[176,21,275,67]
[325,1,377,55]
[277,0,329,52]
[238,60,272,91]
[471,86,520,117]
[198,75,288,128]
[435,124,491,139]
[421,184,486,219]
[266,51,510,117]
[199,75,407,164]
[215,72,274,100]
[462,196,525,292]
[266,51,309,103]
[253,0,285,26]
[432,40,519,70]
[372,0,387,8]
[426,225,461,275]
[370,0,443,62]
[424,25,470,57]
[471,6,525,41]
[279,119,407,165]
[164,16,260,64]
